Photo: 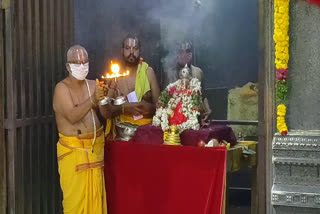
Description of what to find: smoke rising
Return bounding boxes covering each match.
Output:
[145,0,217,85]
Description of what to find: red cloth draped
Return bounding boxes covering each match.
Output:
[105,142,227,214]
[304,0,320,7]
[131,124,237,147]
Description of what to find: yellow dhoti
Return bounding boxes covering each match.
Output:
[57,127,107,214]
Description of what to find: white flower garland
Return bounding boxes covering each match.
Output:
[152,78,202,133]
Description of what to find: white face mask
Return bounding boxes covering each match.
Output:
[69,63,89,80]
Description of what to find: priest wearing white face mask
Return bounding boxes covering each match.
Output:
[53,45,108,214]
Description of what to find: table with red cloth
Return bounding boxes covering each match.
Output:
[104,124,233,214]
[105,143,226,214]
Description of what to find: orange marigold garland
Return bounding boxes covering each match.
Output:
[274,0,289,135]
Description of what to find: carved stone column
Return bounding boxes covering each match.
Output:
[272,132,320,213]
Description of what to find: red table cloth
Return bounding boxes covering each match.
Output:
[104,142,227,214]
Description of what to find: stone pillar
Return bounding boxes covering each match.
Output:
[272,132,320,213]
[271,1,320,213]
[286,1,320,129]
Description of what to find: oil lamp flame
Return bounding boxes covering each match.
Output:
[102,61,130,79]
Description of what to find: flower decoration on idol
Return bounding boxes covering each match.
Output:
[152,65,203,133]
[274,0,289,135]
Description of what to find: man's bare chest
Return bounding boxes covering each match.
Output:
[68,85,92,105]
[118,75,136,96]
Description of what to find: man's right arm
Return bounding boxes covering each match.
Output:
[99,104,120,119]
[100,102,145,119]
[53,82,95,124]
[99,79,146,119]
